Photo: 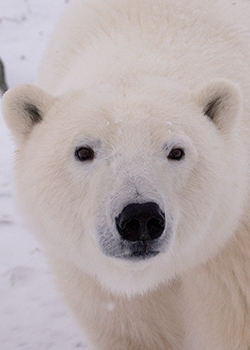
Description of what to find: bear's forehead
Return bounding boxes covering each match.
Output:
[45,77,206,150]
[54,78,198,126]
[51,98,196,138]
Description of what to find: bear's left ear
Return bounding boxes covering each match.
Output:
[193,78,243,135]
[2,84,54,143]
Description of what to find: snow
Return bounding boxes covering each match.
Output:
[0,1,88,349]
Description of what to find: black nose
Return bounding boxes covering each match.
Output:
[115,202,165,242]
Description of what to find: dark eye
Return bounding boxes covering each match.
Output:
[168,148,185,161]
[75,147,95,161]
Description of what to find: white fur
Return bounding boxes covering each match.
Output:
[2,0,250,349]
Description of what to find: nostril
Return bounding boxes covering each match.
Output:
[146,217,165,240]
[119,219,141,241]
[116,202,165,242]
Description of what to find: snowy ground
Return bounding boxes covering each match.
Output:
[0,1,88,349]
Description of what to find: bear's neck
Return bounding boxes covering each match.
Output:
[183,220,250,349]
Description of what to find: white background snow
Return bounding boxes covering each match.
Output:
[0,1,88,349]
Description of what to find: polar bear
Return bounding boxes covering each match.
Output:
[2,0,250,349]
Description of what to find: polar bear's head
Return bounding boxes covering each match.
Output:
[2,76,247,294]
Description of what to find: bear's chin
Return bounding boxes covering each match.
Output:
[86,251,171,296]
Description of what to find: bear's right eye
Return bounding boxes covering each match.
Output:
[75,147,95,161]
[167,147,185,161]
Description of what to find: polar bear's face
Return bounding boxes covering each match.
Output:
[2,77,246,294]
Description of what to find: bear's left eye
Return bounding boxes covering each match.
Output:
[75,147,95,161]
[168,148,185,161]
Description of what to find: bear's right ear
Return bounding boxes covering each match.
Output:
[2,84,54,142]
[193,78,243,135]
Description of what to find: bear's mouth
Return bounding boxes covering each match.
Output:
[116,239,161,260]
[115,249,160,261]
[98,225,173,262]
[99,233,164,262]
